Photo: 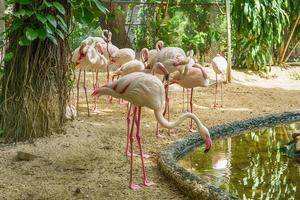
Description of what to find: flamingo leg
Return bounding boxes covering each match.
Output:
[94,69,100,112]
[129,106,140,190]
[92,71,95,89]
[214,73,218,107]
[186,88,189,112]
[125,103,133,157]
[106,64,110,84]
[182,87,185,112]
[221,79,223,107]
[76,69,82,116]
[189,88,194,131]
[162,78,170,136]
[136,106,155,187]
[83,70,90,116]
[167,82,170,136]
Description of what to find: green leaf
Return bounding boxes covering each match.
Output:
[19,36,31,46]
[91,0,108,14]
[81,8,95,24]
[43,0,52,8]
[16,0,32,4]
[46,15,57,28]
[45,23,54,34]
[36,14,47,23]
[53,2,65,15]
[25,28,38,41]
[56,29,64,40]
[36,28,47,40]
[56,15,68,33]
[47,34,58,45]
[13,10,26,18]
[4,52,13,62]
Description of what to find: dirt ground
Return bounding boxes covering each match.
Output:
[0,68,300,200]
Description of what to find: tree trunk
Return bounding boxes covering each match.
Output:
[0,2,71,142]
[99,2,131,48]
[0,0,5,58]
[279,15,300,63]
[0,0,4,33]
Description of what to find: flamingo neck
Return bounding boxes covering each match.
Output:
[154,109,210,142]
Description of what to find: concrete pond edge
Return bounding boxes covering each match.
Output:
[158,111,300,200]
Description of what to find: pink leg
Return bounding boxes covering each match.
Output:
[94,69,100,112]
[76,69,82,116]
[212,73,218,108]
[167,84,170,136]
[162,81,170,136]
[125,104,133,157]
[83,70,90,116]
[106,64,110,84]
[189,88,195,132]
[129,106,141,190]
[221,80,223,107]
[92,71,95,89]
[182,87,185,112]
[186,88,189,112]
[136,107,155,187]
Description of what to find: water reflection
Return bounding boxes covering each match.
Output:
[178,122,300,200]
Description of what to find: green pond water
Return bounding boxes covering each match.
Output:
[178,122,300,200]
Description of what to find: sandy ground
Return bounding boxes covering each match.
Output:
[0,67,300,200]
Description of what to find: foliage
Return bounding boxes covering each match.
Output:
[133,0,227,59]
[2,0,107,48]
[232,0,299,71]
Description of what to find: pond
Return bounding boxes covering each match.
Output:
[178,122,300,200]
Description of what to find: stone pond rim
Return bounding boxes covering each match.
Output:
[158,111,300,200]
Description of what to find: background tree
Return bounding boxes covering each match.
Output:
[134,0,226,63]
[99,1,132,48]
[232,0,299,71]
[0,0,4,63]
[0,0,106,142]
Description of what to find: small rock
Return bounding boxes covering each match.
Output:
[296,141,300,152]
[75,188,81,194]
[16,151,38,161]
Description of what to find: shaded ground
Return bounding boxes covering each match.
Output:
[0,69,300,200]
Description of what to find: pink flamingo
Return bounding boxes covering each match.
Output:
[149,47,190,136]
[72,41,108,115]
[92,72,212,190]
[109,48,136,103]
[170,63,209,131]
[111,60,145,78]
[110,48,135,66]
[141,40,164,66]
[212,53,228,107]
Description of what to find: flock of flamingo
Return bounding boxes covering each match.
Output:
[72,30,228,190]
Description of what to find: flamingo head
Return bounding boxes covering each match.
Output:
[76,44,87,65]
[95,43,104,55]
[91,84,108,97]
[218,51,225,57]
[204,135,212,153]
[141,48,149,63]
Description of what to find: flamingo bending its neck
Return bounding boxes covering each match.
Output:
[92,72,211,190]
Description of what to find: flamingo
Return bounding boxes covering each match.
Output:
[170,63,210,131]
[211,53,228,107]
[72,42,108,115]
[141,40,164,66]
[149,47,190,136]
[92,72,211,190]
[110,59,147,158]
[111,60,145,78]
[80,30,119,85]
[110,48,135,65]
